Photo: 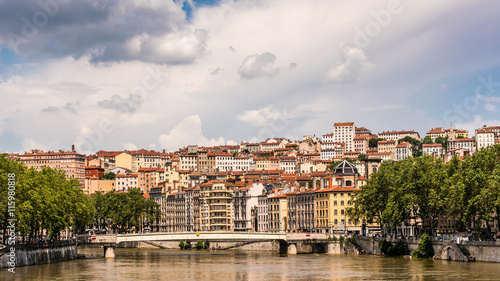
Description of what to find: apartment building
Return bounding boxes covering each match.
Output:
[233,183,265,231]
[115,172,138,191]
[396,141,412,161]
[378,130,420,141]
[353,136,368,154]
[18,148,86,184]
[268,192,288,232]
[423,143,443,157]
[199,180,243,231]
[333,122,355,152]
[476,128,496,150]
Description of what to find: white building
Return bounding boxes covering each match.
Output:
[115,173,138,191]
[476,128,496,150]
[422,144,443,157]
[179,154,198,171]
[233,183,265,231]
[215,152,233,172]
[279,157,297,173]
[232,156,252,171]
[333,122,355,152]
[396,142,412,161]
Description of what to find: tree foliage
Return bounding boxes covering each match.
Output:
[90,189,159,234]
[0,154,94,242]
[369,138,385,148]
[348,145,500,238]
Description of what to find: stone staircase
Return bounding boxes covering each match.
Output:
[433,242,469,262]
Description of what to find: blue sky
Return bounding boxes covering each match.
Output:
[1,0,500,154]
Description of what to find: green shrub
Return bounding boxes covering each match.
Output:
[203,240,210,249]
[413,234,434,258]
[185,240,192,249]
[179,240,185,249]
[196,240,204,250]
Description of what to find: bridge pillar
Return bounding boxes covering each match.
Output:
[104,245,116,258]
[287,244,297,255]
[326,242,341,255]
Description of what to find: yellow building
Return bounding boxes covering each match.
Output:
[315,185,361,234]
[268,193,288,232]
[254,157,270,170]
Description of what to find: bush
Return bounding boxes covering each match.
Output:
[349,236,357,245]
[185,240,192,249]
[203,240,210,249]
[196,240,204,250]
[413,234,434,258]
[179,241,185,249]
[339,236,345,246]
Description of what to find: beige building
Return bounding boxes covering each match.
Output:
[18,148,86,184]
[199,180,243,231]
[83,178,116,194]
[378,130,421,141]
[115,152,138,172]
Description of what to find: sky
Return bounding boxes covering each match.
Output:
[1,0,500,154]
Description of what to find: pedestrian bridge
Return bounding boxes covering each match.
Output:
[86,232,335,257]
[89,232,330,244]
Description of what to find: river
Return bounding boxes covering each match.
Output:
[2,248,500,280]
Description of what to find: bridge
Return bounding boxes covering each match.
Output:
[82,232,339,257]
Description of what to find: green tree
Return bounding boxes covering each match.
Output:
[357,154,366,161]
[369,138,385,148]
[422,136,433,144]
[99,172,116,180]
[413,234,434,258]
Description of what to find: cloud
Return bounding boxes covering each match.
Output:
[158,115,227,151]
[0,1,207,64]
[98,94,142,113]
[42,106,59,113]
[22,138,50,152]
[324,45,377,83]
[123,142,137,151]
[237,105,281,127]
[359,104,405,112]
[485,103,496,111]
[238,52,279,79]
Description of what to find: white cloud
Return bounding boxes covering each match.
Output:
[22,138,51,152]
[485,103,496,111]
[324,45,377,83]
[456,115,500,136]
[158,115,227,151]
[123,142,138,151]
[237,105,281,127]
[238,52,279,79]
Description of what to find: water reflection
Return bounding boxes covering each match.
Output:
[1,248,500,280]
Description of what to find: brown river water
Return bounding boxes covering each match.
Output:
[1,248,500,280]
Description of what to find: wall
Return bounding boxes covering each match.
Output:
[0,245,78,268]
[356,236,500,263]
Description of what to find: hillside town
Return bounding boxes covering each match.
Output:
[7,122,500,235]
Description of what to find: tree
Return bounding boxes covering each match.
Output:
[357,154,366,161]
[413,234,434,258]
[422,136,433,144]
[369,138,385,148]
[99,172,116,180]
[435,136,448,151]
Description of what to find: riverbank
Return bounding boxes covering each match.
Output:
[0,241,78,270]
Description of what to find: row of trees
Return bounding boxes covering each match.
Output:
[1,155,160,243]
[348,144,500,239]
[91,189,159,233]
[0,155,94,243]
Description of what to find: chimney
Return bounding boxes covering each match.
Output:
[72,144,75,152]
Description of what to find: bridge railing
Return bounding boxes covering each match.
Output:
[116,232,287,243]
